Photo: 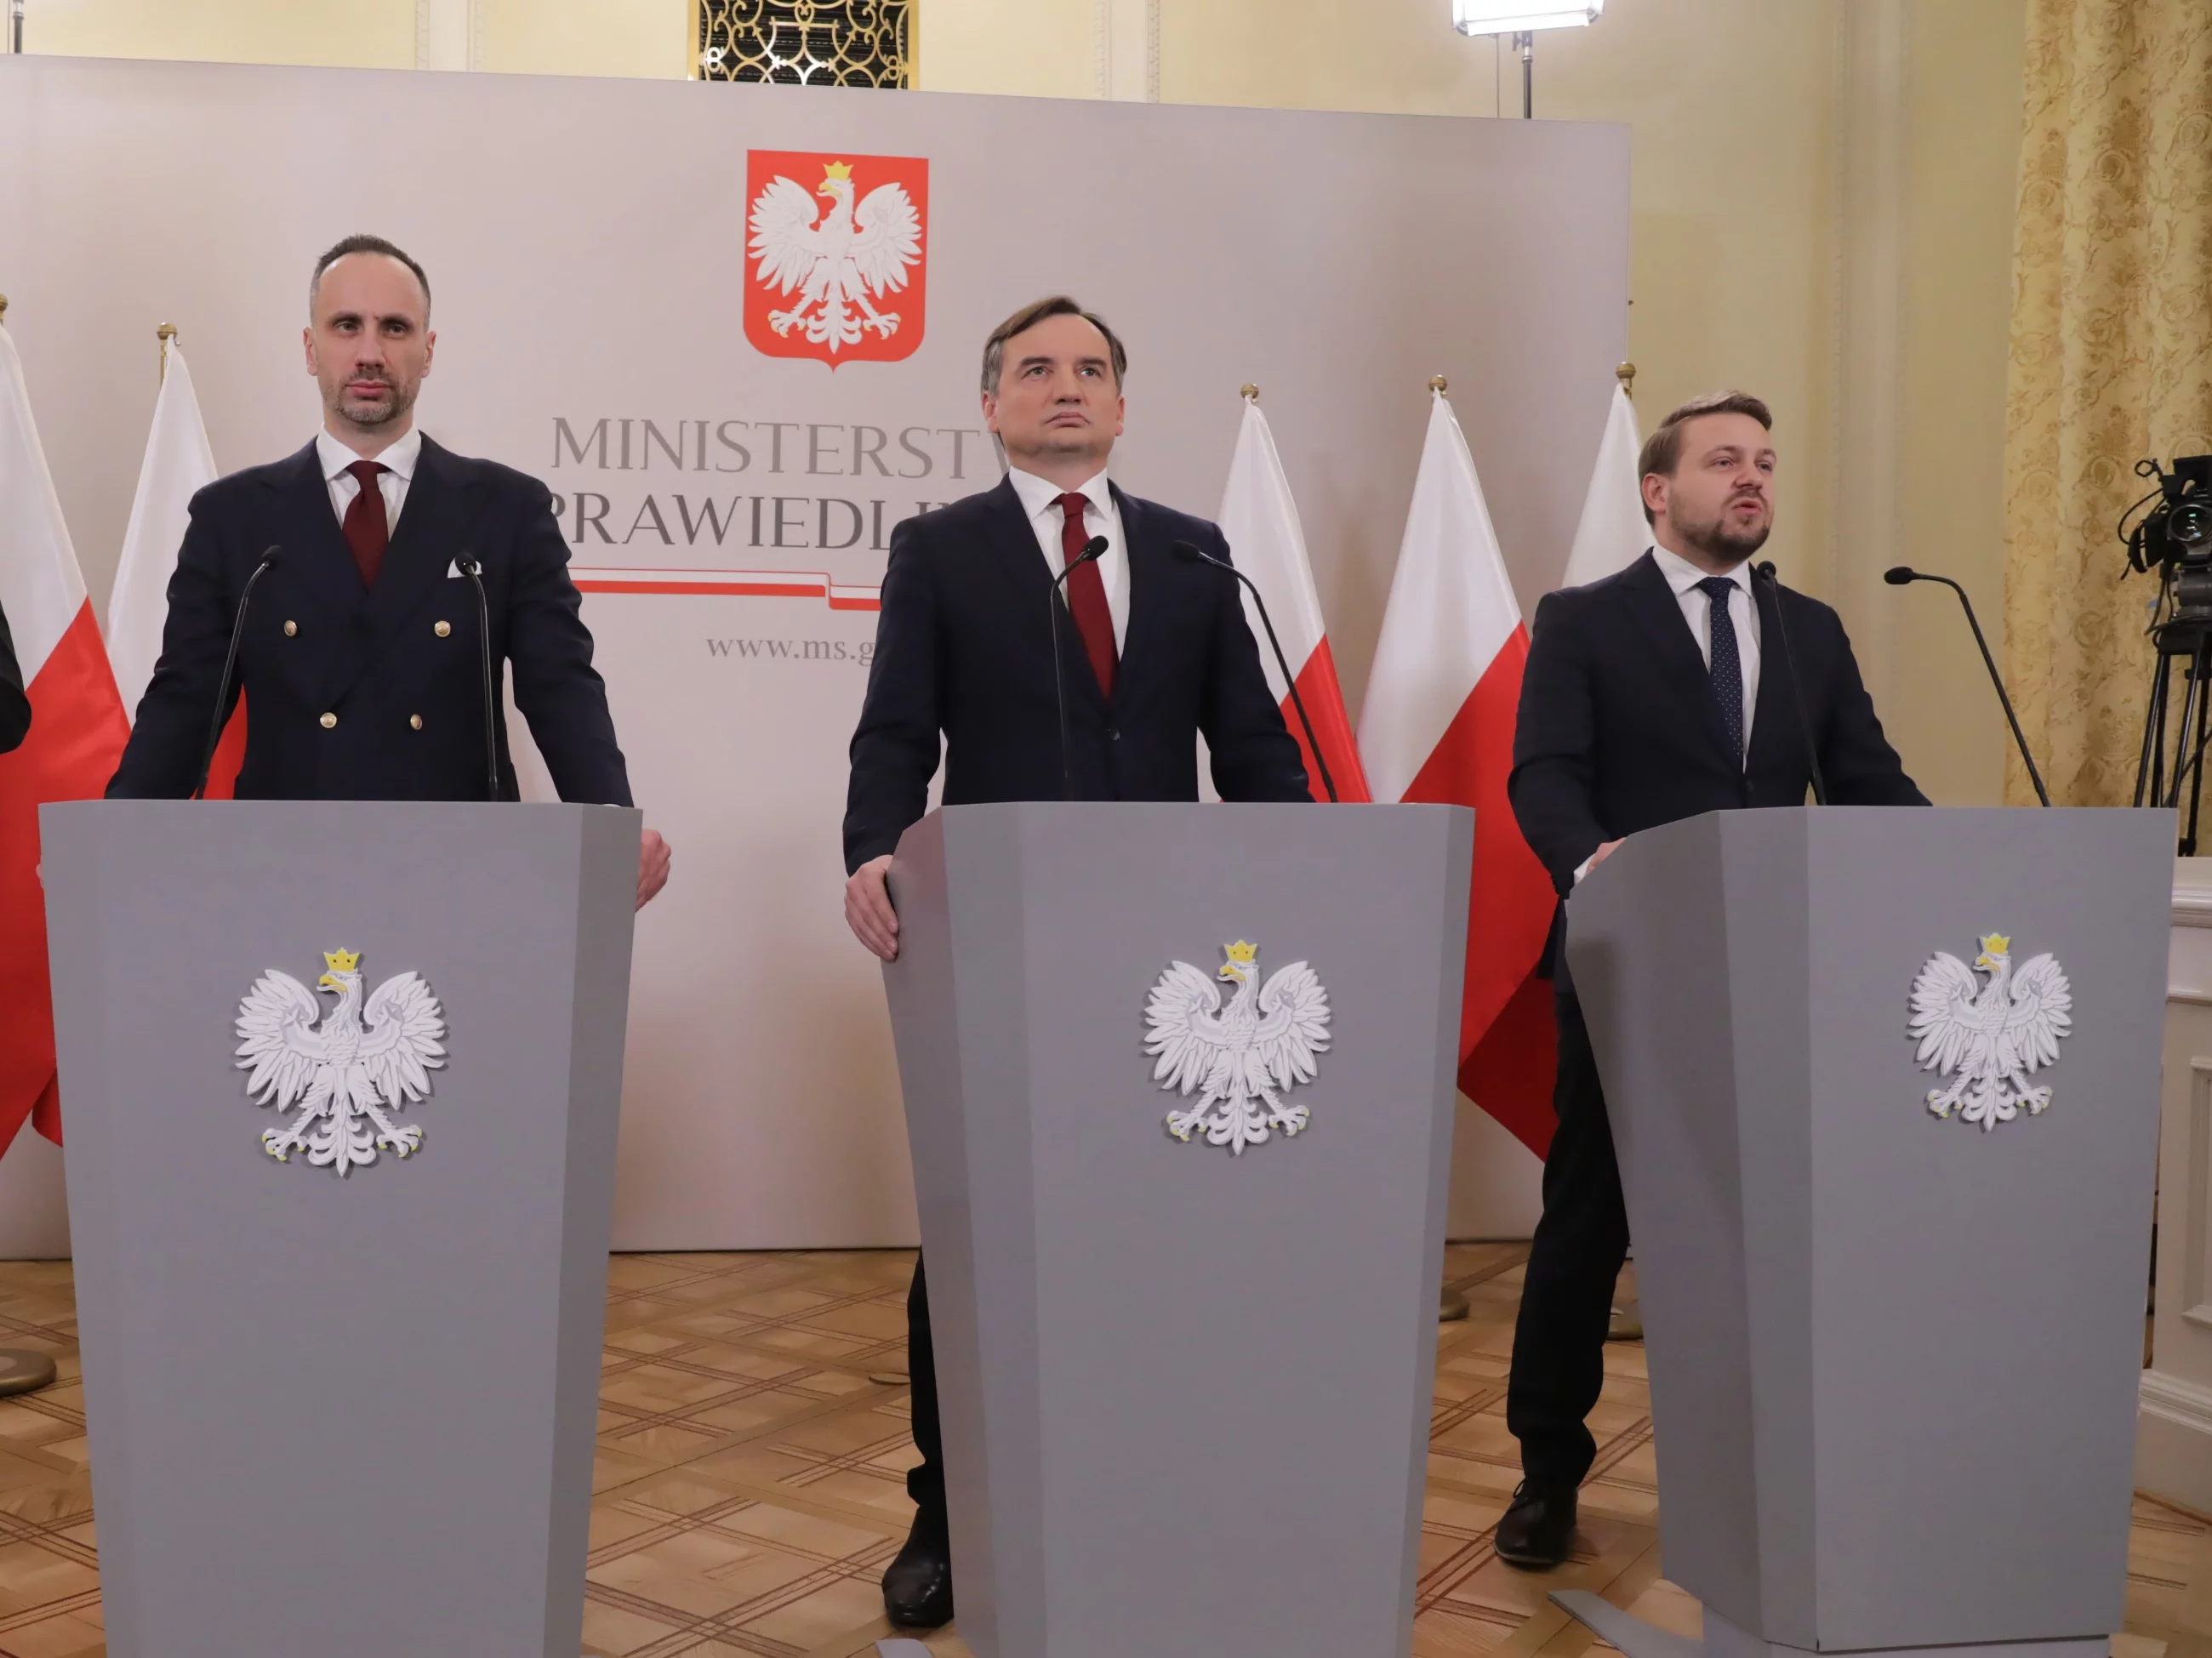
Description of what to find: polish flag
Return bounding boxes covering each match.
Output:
[1217,396,1369,802]
[1559,381,1647,590]
[1358,390,1559,1158]
[110,341,242,791]
[0,320,131,1154]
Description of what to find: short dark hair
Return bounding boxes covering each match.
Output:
[980,296,1126,396]
[1638,390,1773,523]
[309,234,431,317]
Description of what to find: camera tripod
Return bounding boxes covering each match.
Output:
[2136,615,2212,853]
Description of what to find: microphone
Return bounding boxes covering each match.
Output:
[1751,562,1827,806]
[453,553,500,801]
[1168,539,1338,803]
[1047,534,1111,802]
[192,544,282,800]
[1884,565,2050,806]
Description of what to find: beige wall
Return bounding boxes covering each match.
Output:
[14,0,2028,801]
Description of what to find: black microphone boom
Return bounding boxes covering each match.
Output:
[1046,534,1111,802]
[1884,565,2050,806]
[193,544,282,800]
[1169,538,1338,803]
[454,554,500,801]
[1752,562,1827,806]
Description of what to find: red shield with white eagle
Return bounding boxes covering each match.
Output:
[744,151,928,367]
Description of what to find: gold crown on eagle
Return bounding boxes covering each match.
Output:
[1224,941,1258,965]
[822,161,853,181]
[322,949,362,974]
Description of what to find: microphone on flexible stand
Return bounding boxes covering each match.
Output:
[1048,534,1111,802]
[1884,565,2050,806]
[1751,561,1828,806]
[453,553,500,801]
[1169,538,1338,803]
[192,544,282,800]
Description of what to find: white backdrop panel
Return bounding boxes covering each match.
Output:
[0,55,1626,1248]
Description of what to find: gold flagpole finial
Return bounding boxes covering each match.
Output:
[1616,361,1636,399]
[157,322,178,384]
[1428,374,1448,395]
[1240,383,1258,402]
[0,294,10,323]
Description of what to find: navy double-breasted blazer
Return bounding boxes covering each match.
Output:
[842,476,1309,871]
[108,436,631,804]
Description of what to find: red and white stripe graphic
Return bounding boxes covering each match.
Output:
[110,342,244,793]
[1357,390,1559,1157]
[0,321,130,1154]
[1216,396,1369,802]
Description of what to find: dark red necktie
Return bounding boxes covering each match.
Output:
[1056,492,1117,698]
[342,459,389,589]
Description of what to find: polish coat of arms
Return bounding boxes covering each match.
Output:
[235,949,447,1174]
[1144,941,1331,1155]
[1907,932,2072,1130]
[744,151,927,366]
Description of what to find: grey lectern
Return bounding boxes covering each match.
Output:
[1553,806,2170,1658]
[40,799,641,1658]
[882,801,1473,1658]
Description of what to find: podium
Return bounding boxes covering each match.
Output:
[1554,806,2170,1658]
[39,800,641,1658]
[882,801,1474,1658]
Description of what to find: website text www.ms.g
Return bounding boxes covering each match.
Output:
[705,637,875,664]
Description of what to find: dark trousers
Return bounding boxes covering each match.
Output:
[904,1255,946,1526]
[1505,983,1631,1490]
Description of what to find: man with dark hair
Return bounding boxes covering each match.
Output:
[1496,391,1924,1569]
[109,236,670,906]
[842,295,1308,1627]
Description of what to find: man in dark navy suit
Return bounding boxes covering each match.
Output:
[1496,391,1924,1570]
[0,599,28,753]
[842,295,1309,1627]
[107,234,670,906]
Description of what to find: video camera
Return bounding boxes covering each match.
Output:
[2125,454,2212,612]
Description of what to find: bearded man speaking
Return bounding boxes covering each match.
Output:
[108,233,670,907]
[1494,391,1925,1570]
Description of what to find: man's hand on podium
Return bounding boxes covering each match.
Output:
[845,853,898,961]
[638,828,671,909]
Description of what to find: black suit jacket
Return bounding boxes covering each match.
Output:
[843,476,1308,871]
[1511,551,1925,960]
[108,436,630,804]
[0,598,28,754]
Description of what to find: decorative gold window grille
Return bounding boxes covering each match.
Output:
[693,1,913,88]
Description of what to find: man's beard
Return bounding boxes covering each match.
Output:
[1670,498,1770,565]
[336,379,412,429]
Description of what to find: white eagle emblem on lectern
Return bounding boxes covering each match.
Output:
[235,949,447,1174]
[748,161,921,353]
[1907,932,2071,1130]
[1144,941,1331,1155]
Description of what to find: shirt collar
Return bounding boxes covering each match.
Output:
[316,424,423,483]
[1650,541,1752,598]
[1007,465,1110,523]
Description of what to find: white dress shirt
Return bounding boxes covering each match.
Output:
[1649,541,1762,748]
[1006,465,1129,653]
[316,426,421,533]
[1573,544,1767,886]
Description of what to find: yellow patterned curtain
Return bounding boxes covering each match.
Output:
[2004,1,2212,806]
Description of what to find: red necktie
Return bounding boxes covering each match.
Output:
[342,459,389,589]
[1057,492,1117,699]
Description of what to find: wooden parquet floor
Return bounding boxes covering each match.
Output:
[0,1244,2201,1657]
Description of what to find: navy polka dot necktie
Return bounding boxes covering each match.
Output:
[1697,575,1745,765]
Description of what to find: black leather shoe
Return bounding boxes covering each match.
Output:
[882,1510,955,1628]
[1494,1480,1577,1570]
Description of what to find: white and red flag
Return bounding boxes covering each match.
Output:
[1217,395,1369,802]
[1559,380,1647,590]
[1358,390,1559,1157]
[0,320,130,1154]
[110,341,242,790]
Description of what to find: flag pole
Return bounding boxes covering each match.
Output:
[157,322,177,384]
[1616,360,1635,400]
[1433,366,1475,1324]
